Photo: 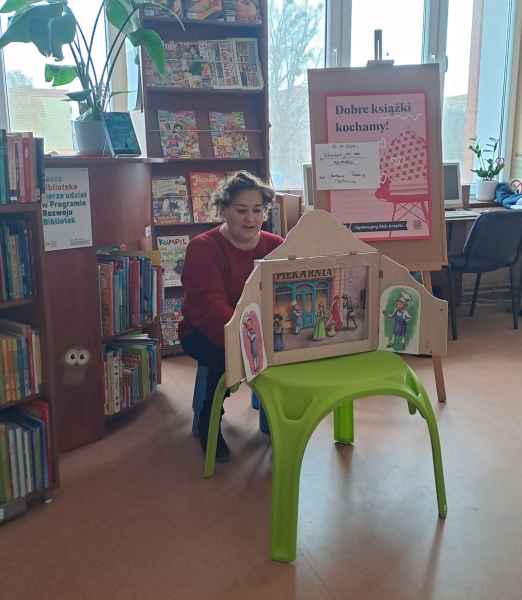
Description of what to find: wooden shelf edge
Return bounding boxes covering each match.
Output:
[149,156,264,164]
[0,488,52,525]
[102,322,154,343]
[154,221,221,227]
[0,394,42,411]
[0,203,40,214]
[147,86,264,95]
[0,297,35,311]
[142,16,263,29]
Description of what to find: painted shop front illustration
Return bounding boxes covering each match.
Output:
[273,269,336,331]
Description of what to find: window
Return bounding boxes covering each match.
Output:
[442,0,514,184]
[0,2,108,154]
[350,0,425,66]
[268,0,326,190]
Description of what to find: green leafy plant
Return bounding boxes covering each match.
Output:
[468,137,505,181]
[0,0,183,120]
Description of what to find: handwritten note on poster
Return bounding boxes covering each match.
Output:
[314,142,380,190]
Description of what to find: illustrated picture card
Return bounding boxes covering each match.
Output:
[239,303,267,381]
[378,285,421,355]
[262,253,380,366]
[326,92,432,241]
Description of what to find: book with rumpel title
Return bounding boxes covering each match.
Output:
[152,177,192,225]
[157,235,190,287]
[158,110,200,159]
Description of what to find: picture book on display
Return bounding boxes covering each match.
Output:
[144,38,263,90]
[158,110,200,159]
[144,0,183,17]
[157,235,190,287]
[184,0,224,20]
[152,177,192,225]
[210,112,249,159]
[189,172,223,222]
[223,0,261,23]
[161,297,184,348]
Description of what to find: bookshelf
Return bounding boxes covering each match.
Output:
[137,1,269,356]
[0,134,60,524]
[41,156,161,451]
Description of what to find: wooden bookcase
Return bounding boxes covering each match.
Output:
[137,2,269,356]
[42,156,161,452]
[0,201,60,522]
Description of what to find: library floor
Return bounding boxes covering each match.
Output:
[2,306,522,600]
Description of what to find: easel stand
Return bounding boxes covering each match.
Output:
[307,31,448,403]
[421,271,446,402]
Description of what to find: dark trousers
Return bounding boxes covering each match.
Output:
[181,329,226,440]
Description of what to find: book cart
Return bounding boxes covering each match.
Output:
[137,0,269,357]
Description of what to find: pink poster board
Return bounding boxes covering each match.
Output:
[326,92,432,241]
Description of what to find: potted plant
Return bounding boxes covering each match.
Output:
[0,0,182,155]
[468,136,505,201]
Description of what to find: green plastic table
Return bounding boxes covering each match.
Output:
[204,350,447,562]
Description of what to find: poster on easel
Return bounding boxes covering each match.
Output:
[323,92,431,240]
[308,63,446,272]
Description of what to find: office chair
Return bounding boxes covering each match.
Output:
[445,210,522,340]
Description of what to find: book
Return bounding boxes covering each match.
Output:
[184,0,224,20]
[209,111,249,159]
[223,0,261,23]
[144,38,263,90]
[188,172,223,222]
[161,315,181,347]
[157,235,190,287]
[158,110,200,159]
[144,0,183,17]
[152,177,192,225]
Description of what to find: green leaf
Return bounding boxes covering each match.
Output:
[107,0,140,33]
[0,0,39,13]
[45,63,78,86]
[128,28,165,74]
[65,90,92,102]
[49,10,76,60]
[0,2,65,56]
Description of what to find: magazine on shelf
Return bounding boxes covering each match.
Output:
[184,0,224,20]
[144,0,183,17]
[144,38,263,90]
[223,0,261,23]
[157,235,190,287]
[189,172,223,222]
[152,177,192,225]
[158,110,200,159]
[209,111,250,159]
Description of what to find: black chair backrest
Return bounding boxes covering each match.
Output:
[463,210,522,271]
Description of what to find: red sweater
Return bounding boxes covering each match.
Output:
[179,227,283,347]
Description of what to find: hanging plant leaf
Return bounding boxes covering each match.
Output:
[49,10,76,60]
[128,28,165,74]
[106,0,139,34]
[0,0,40,13]
[65,90,93,102]
[45,63,78,86]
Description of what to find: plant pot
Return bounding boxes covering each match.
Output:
[475,179,498,202]
[72,118,110,155]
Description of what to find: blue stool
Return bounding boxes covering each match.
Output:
[192,364,269,435]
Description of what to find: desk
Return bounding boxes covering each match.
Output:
[445,209,481,248]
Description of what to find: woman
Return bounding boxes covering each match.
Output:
[312,303,327,341]
[180,171,283,462]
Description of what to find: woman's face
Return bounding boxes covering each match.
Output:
[222,189,265,245]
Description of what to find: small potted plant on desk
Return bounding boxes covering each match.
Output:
[468,136,505,202]
[0,0,182,155]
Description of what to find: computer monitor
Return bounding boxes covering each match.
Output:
[443,162,462,209]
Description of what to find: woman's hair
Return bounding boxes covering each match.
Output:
[213,171,275,212]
